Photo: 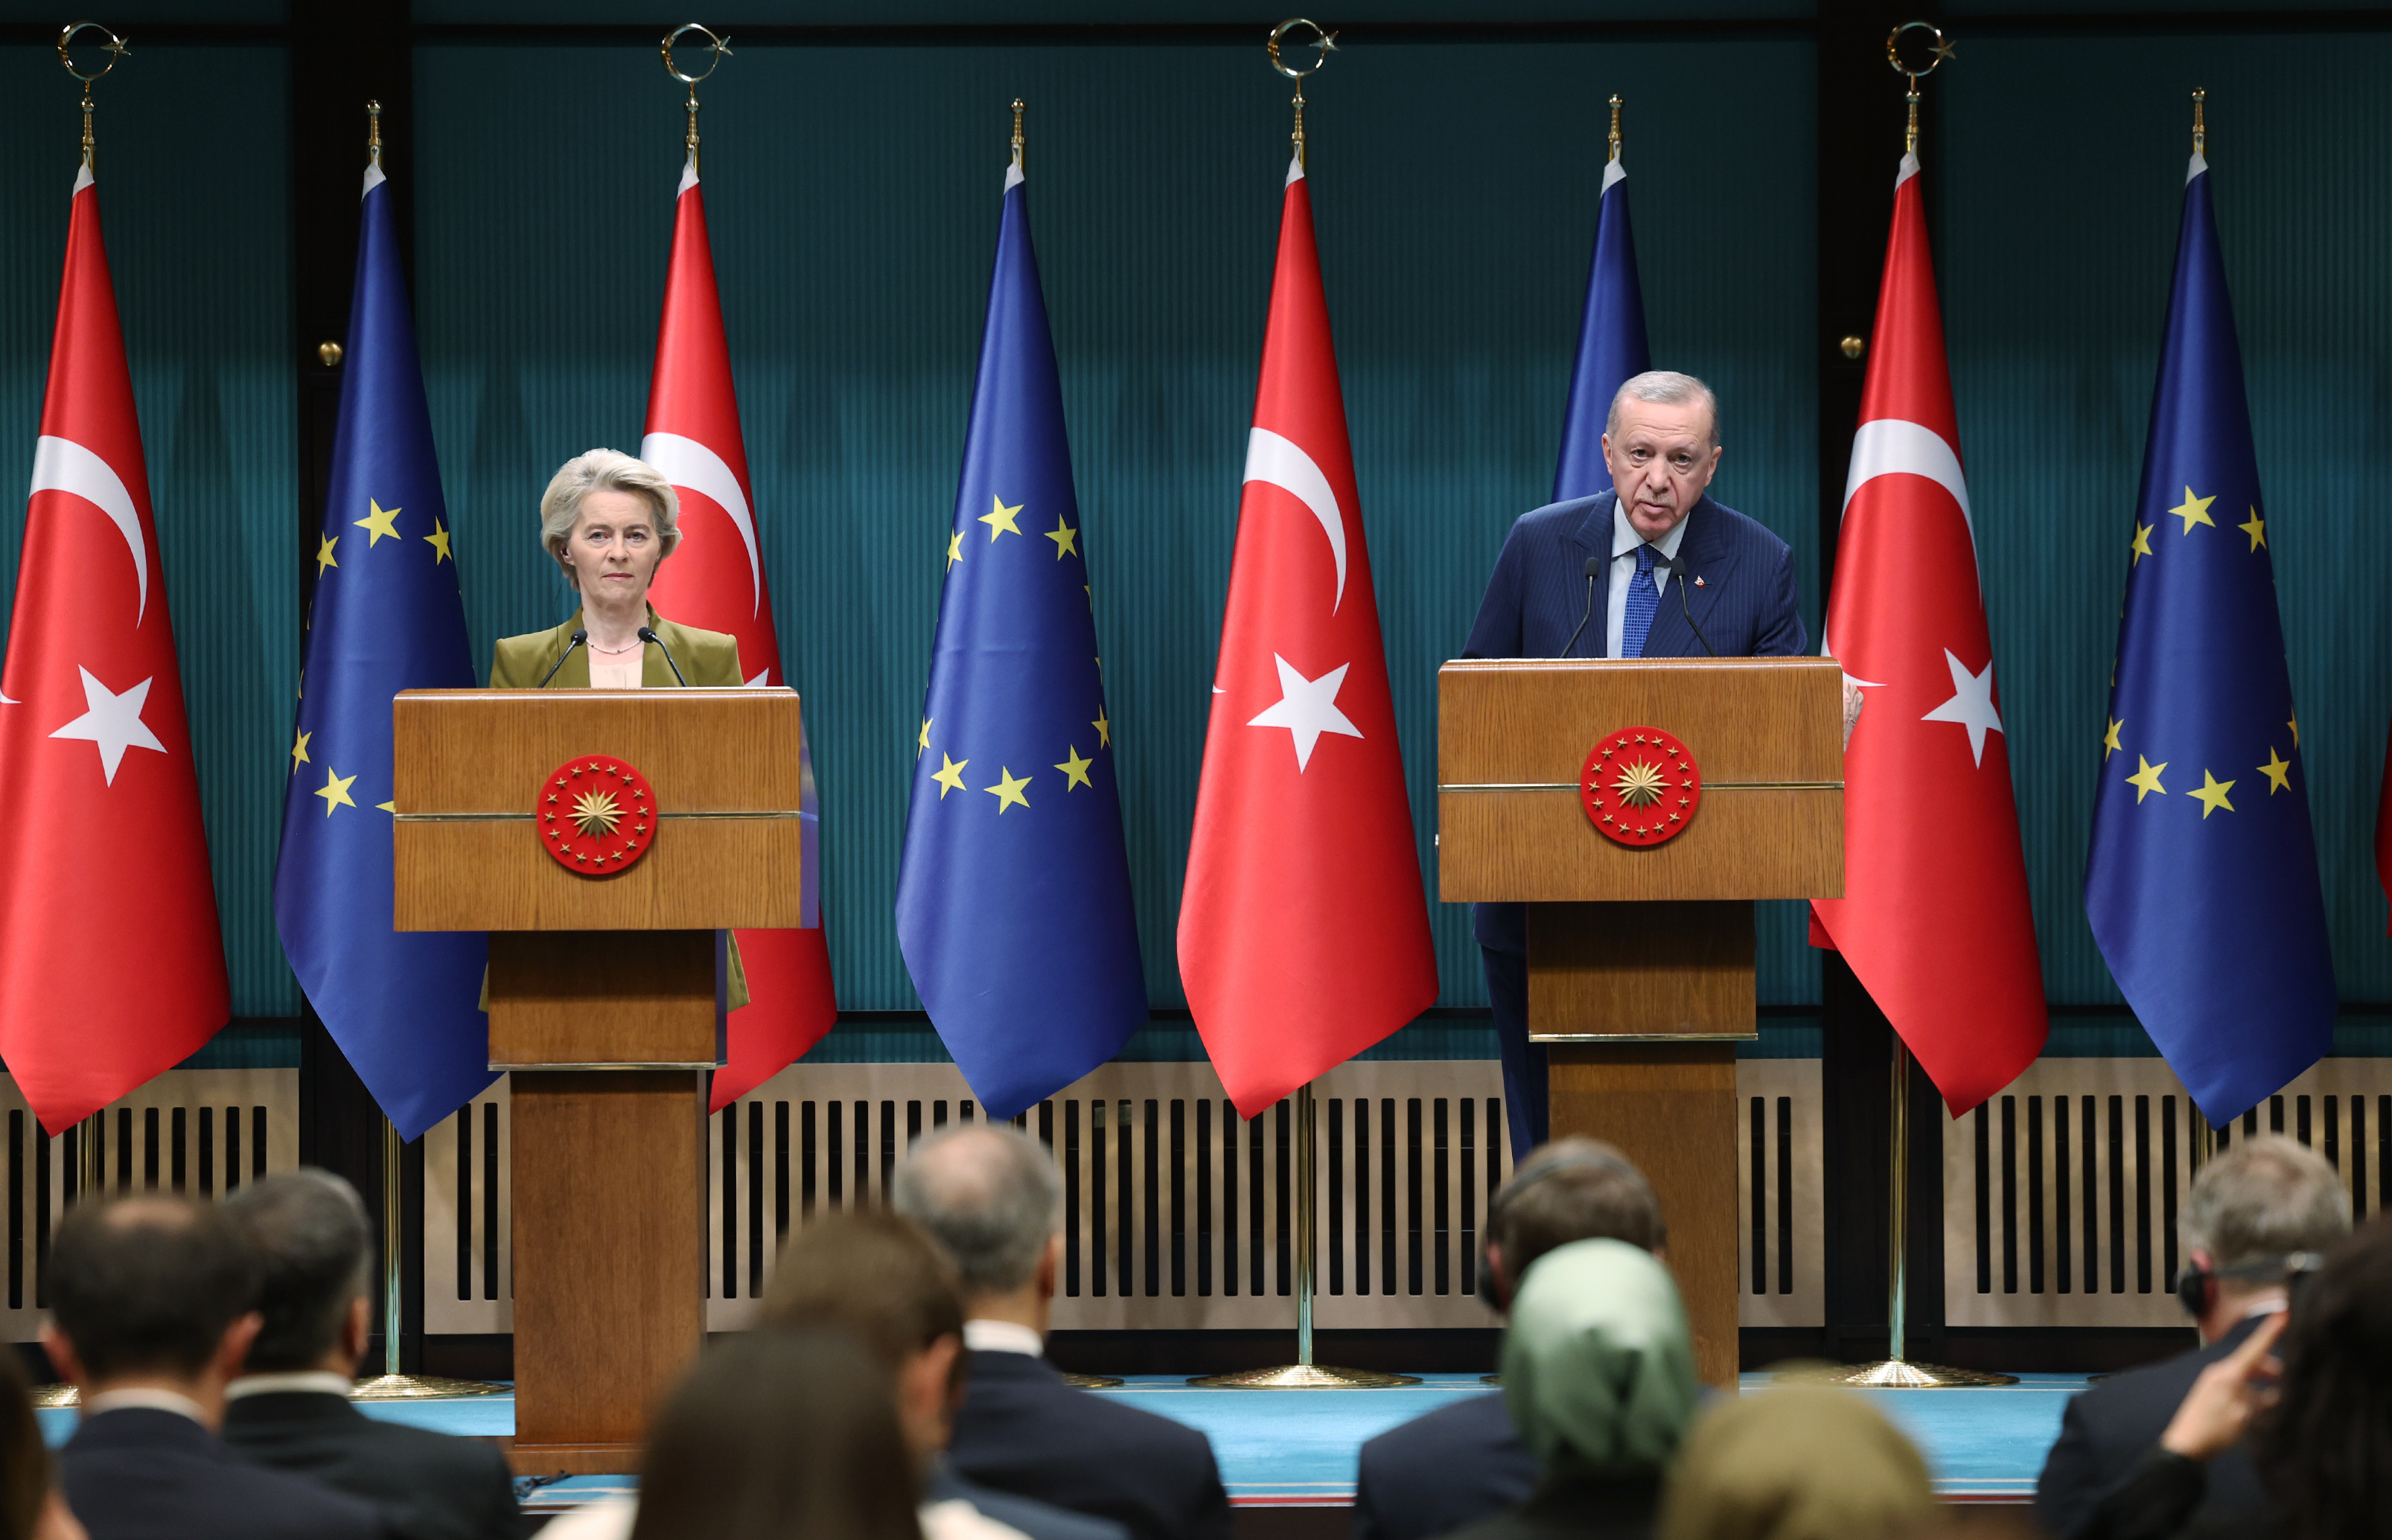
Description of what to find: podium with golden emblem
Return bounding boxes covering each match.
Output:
[1438,656,1843,1385]
[392,687,808,1472]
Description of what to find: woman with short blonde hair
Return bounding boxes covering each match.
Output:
[491,448,736,691]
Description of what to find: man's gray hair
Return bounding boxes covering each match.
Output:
[890,1123,1062,1297]
[2181,1134,2350,1272]
[223,1168,374,1373]
[538,448,682,590]
[1605,370,1720,450]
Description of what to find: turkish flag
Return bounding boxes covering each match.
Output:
[0,167,229,1134]
[1811,155,2046,1116]
[640,159,836,1110]
[1179,162,1438,1118]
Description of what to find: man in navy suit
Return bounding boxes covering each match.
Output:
[2034,1134,2349,1539]
[896,1125,1232,1540]
[42,1195,386,1540]
[1353,1140,1668,1540]
[1462,371,1805,1158]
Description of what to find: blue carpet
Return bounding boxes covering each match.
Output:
[36,1373,2085,1507]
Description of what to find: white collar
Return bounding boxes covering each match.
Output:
[83,1387,207,1423]
[1610,499,1693,563]
[226,1372,355,1401]
[962,1319,1045,1358]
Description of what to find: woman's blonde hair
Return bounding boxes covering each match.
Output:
[539,449,680,590]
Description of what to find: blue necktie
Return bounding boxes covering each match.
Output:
[1621,544,1659,658]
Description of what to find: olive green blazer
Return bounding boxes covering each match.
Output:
[485,604,750,1011]
[489,605,744,690]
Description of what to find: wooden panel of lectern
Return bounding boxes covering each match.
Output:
[1438,657,1843,1386]
[392,688,807,1474]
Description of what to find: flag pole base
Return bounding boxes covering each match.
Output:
[30,1384,78,1408]
[1058,1373,1126,1390]
[1776,1360,2017,1390]
[351,1373,509,1401]
[1186,1364,1419,1389]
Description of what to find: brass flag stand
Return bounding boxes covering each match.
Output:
[351,1117,503,1399]
[1793,24,2012,1392]
[1189,1084,1416,1388]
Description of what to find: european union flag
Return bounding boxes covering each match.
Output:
[1551,142,1650,502]
[272,161,490,1142]
[2085,150,2335,1122]
[895,158,1145,1118]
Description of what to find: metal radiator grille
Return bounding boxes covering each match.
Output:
[425,1059,1510,1334]
[0,1070,299,1341]
[1737,1058,1824,1328]
[1943,1058,2392,1328]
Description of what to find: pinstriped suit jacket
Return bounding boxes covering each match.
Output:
[1461,488,1805,953]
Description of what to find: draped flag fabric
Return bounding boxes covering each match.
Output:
[0,164,229,1133]
[2085,152,2334,1122]
[1810,153,2047,1117]
[273,161,491,1142]
[1552,149,1651,502]
[641,157,837,1111]
[895,159,1146,1118]
[1179,159,1439,1119]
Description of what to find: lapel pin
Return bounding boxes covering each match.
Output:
[1694,575,1706,588]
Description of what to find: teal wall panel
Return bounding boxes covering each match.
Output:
[1942,36,2392,1007]
[0,46,297,1017]
[412,37,1819,1014]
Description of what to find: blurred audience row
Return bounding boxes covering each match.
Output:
[1,1121,2385,1540]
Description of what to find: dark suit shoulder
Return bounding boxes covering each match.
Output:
[1354,1394,1537,1540]
[951,1355,1227,1540]
[64,1410,387,1540]
[1688,497,1794,563]
[223,1396,518,1540]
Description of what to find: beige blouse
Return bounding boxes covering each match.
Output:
[589,654,643,689]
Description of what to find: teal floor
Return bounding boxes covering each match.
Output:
[39,1372,2081,1508]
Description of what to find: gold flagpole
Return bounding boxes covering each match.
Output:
[351,1115,501,1399]
[1789,25,2012,1390]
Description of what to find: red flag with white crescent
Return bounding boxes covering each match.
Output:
[0,166,229,1133]
[641,159,836,1109]
[1179,161,1438,1118]
[1811,153,2046,1116]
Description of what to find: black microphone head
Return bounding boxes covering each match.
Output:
[637,626,660,643]
[569,628,588,644]
[1583,555,1604,578]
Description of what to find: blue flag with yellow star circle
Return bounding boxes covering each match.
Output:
[272,162,491,1143]
[896,158,1146,1119]
[2085,150,2335,1123]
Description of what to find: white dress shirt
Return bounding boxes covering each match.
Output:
[225,1371,355,1401]
[1604,502,1691,659]
[83,1387,207,1423]
[962,1319,1045,1358]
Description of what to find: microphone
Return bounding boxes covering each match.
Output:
[1665,556,1719,657]
[1559,555,1603,659]
[639,626,689,687]
[535,630,587,689]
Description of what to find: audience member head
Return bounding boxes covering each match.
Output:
[1502,1237,1698,1482]
[1658,1384,1933,1540]
[223,1169,375,1378]
[0,1347,86,1540]
[39,1195,260,1425]
[1484,1138,1665,1311]
[759,1210,966,1466]
[892,1124,1062,1326]
[2178,1134,2349,1340]
[629,1327,921,1540]
[2253,1216,2392,1540]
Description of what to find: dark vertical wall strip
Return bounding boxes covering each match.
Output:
[1942,36,2392,1003]
[409,38,1818,1012]
[0,45,296,1016]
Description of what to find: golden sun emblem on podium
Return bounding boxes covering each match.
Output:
[1579,726,1702,847]
[539,754,657,876]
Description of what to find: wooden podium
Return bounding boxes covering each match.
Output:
[392,687,808,1472]
[1438,657,1843,1385]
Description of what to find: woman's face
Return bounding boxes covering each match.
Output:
[564,489,665,603]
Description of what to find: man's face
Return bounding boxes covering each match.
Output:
[1603,398,1722,541]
